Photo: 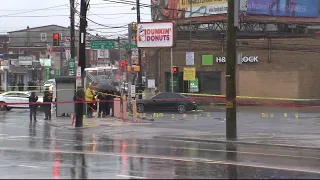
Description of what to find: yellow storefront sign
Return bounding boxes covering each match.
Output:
[179,0,227,9]
[183,67,196,81]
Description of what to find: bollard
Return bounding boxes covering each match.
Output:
[113,98,121,118]
[132,99,137,121]
[122,96,127,120]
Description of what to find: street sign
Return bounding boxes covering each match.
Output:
[45,68,50,82]
[76,66,82,87]
[123,44,138,49]
[68,58,76,76]
[55,68,61,76]
[186,52,194,65]
[90,41,115,49]
[131,85,136,97]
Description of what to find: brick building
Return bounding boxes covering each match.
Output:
[147,36,320,99]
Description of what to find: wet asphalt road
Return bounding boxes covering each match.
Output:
[0,109,320,179]
[140,106,320,136]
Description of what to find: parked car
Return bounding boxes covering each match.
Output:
[0,91,43,111]
[136,92,198,114]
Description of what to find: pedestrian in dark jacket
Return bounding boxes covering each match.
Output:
[18,81,24,91]
[97,92,106,118]
[105,90,112,116]
[43,88,53,120]
[11,81,16,91]
[29,92,38,122]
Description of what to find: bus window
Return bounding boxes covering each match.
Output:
[87,70,98,76]
[97,70,105,76]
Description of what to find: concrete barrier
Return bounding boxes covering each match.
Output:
[122,96,127,120]
[113,98,121,118]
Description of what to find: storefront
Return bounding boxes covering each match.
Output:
[155,37,320,99]
[0,66,9,91]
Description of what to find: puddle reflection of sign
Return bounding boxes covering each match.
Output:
[183,67,196,81]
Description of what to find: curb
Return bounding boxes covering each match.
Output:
[154,136,320,150]
[45,121,101,130]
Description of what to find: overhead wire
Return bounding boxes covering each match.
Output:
[0,0,316,53]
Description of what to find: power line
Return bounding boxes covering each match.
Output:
[2,13,150,18]
[0,2,132,12]
[0,4,70,17]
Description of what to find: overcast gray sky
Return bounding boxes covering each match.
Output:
[0,0,151,38]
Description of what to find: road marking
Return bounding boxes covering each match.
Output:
[0,147,319,174]
[17,165,40,168]
[80,141,320,160]
[117,175,146,179]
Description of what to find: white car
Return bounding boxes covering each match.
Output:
[0,91,43,111]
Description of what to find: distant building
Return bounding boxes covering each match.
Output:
[7,24,77,47]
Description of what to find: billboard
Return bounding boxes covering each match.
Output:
[247,0,318,18]
[136,22,175,48]
[151,0,318,21]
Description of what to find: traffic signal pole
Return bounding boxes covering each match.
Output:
[226,0,237,140]
[75,0,88,128]
[136,0,143,99]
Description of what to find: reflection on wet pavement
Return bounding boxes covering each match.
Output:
[0,110,320,179]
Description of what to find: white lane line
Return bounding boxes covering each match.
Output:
[117,175,146,179]
[17,165,41,168]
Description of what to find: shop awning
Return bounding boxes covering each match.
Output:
[1,66,9,71]
[8,66,28,73]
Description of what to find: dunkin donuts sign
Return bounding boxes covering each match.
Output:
[137,22,175,48]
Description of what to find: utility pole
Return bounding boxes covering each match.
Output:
[136,0,143,99]
[70,0,76,111]
[75,0,88,128]
[70,0,76,65]
[226,0,237,140]
[127,24,133,99]
[117,36,122,95]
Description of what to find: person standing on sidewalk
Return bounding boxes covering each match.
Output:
[97,92,106,118]
[29,92,38,122]
[85,83,96,118]
[43,87,53,120]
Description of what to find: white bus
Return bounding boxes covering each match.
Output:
[85,66,122,86]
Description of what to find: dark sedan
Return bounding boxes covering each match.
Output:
[136,92,198,114]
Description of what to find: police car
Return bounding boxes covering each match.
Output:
[0,91,43,111]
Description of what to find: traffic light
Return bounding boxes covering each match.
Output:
[173,66,178,73]
[53,33,60,46]
[129,22,137,45]
[121,60,126,67]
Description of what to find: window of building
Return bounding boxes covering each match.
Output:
[59,33,63,41]
[40,33,47,41]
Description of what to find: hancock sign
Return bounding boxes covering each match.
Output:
[216,56,259,63]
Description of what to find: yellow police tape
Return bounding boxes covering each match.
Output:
[2,87,320,101]
[181,93,320,101]
[127,112,301,120]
